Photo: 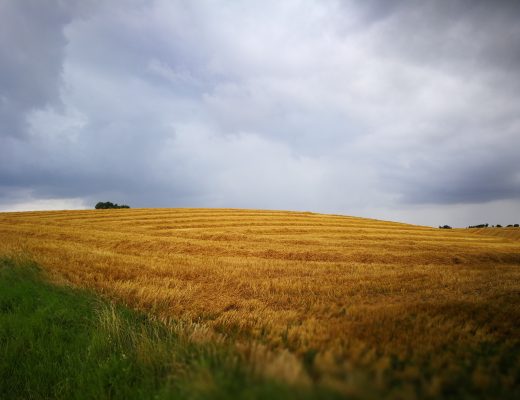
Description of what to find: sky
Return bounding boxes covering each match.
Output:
[1,0,519,227]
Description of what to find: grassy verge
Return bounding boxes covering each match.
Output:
[0,256,339,400]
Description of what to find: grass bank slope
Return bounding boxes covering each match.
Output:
[0,208,519,398]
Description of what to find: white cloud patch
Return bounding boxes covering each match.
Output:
[0,196,87,212]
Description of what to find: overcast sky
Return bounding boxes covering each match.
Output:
[1,0,519,227]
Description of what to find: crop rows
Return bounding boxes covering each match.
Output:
[1,208,519,396]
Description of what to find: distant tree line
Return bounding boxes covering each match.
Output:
[468,224,488,228]
[439,223,520,229]
[95,201,130,209]
[467,223,519,228]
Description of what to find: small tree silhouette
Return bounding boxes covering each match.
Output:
[95,201,130,209]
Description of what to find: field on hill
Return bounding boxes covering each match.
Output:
[470,226,520,242]
[0,208,519,399]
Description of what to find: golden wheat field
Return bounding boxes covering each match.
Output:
[1,208,519,396]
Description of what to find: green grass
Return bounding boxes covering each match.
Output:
[0,256,340,400]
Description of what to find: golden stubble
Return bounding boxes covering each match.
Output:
[1,208,519,392]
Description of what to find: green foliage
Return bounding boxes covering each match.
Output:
[95,202,130,209]
[0,257,339,400]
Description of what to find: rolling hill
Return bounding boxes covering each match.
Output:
[469,226,520,242]
[0,208,519,398]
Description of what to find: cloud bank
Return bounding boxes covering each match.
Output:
[1,0,519,226]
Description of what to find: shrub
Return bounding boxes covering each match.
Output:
[95,202,130,209]
[439,225,452,229]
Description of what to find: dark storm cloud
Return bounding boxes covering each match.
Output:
[388,152,520,204]
[0,0,519,225]
[0,1,66,137]
[354,0,520,206]
[365,0,520,74]
[0,0,97,138]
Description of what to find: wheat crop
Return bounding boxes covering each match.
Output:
[0,208,518,396]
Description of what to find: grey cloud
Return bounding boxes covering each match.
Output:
[0,0,519,226]
[0,0,97,138]
[0,1,65,137]
[387,152,520,204]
